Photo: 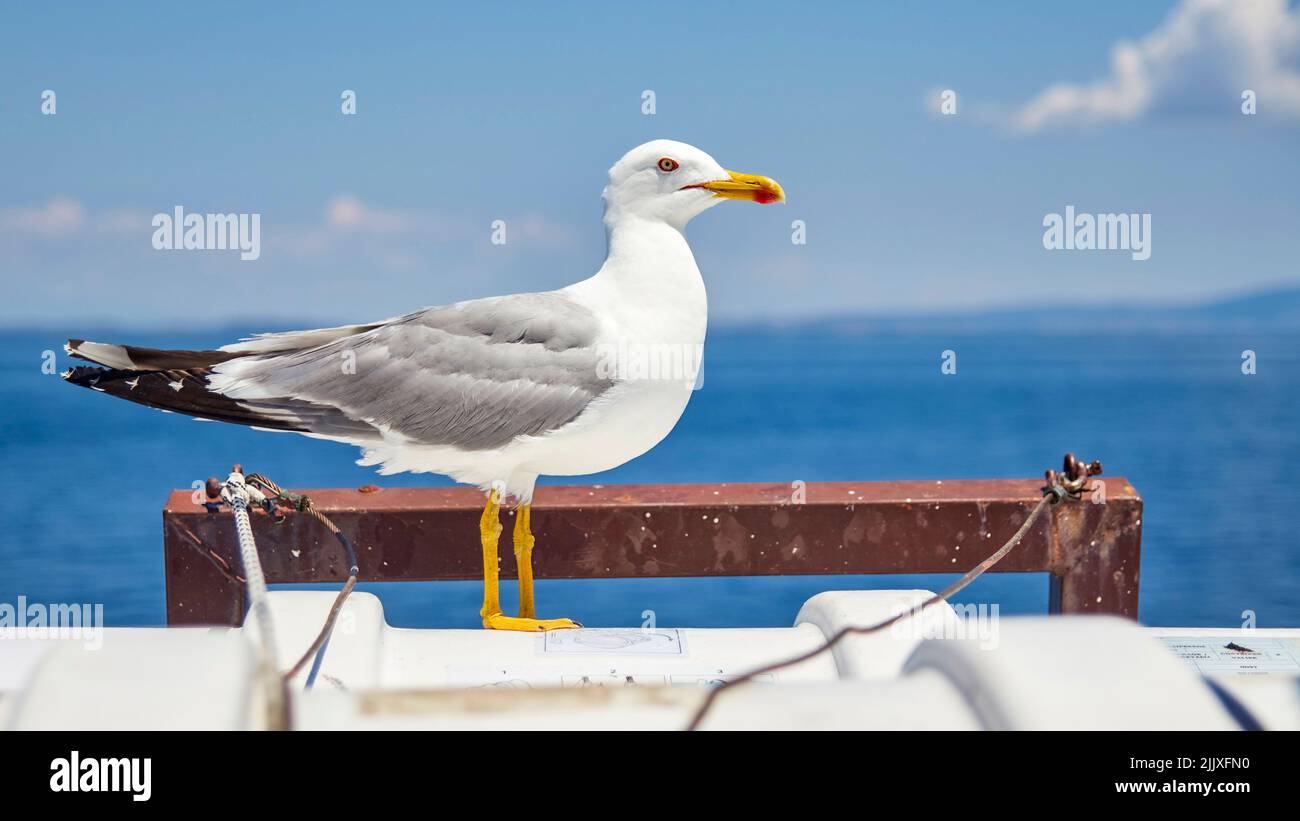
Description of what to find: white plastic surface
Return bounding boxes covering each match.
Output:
[295,671,980,731]
[261,591,839,690]
[904,616,1240,730]
[6,628,258,730]
[3,590,1297,730]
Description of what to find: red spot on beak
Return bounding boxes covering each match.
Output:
[753,190,779,205]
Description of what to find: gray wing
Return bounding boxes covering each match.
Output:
[213,292,615,451]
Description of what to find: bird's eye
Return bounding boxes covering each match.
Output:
[657,157,679,173]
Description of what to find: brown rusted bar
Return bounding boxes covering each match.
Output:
[162,478,1142,626]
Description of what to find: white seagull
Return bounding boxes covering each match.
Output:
[64,140,784,631]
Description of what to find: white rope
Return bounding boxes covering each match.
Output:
[219,470,289,728]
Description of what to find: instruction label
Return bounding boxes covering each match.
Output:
[1160,636,1300,675]
[541,628,686,657]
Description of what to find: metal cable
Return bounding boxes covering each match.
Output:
[284,575,358,685]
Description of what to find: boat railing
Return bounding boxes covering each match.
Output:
[161,477,1143,626]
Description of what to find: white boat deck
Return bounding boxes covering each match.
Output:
[3,590,1298,730]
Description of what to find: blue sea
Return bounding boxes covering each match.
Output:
[2,323,1297,629]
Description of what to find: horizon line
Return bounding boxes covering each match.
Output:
[4,282,1298,335]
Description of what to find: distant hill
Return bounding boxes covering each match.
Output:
[723,286,1300,335]
[1183,288,1300,323]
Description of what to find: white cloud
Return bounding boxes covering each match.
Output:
[1003,0,1300,133]
[0,194,577,267]
[326,194,419,233]
[276,195,469,259]
[0,197,149,238]
[0,197,84,236]
[322,195,573,247]
[275,196,575,260]
[508,213,578,249]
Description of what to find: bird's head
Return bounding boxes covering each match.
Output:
[603,139,784,228]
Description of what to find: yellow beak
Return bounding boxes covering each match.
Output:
[686,169,785,204]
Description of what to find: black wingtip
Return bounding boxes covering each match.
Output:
[62,364,106,387]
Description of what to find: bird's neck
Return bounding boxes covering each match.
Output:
[607,216,706,326]
[572,216,707,343]
[602,217,702,288]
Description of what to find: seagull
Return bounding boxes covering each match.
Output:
[63,140,784,631]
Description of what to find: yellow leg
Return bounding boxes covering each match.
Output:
[479,492,580,632]
[514,504,536,619]
[478,488,505,623]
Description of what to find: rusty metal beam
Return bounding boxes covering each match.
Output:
[162,478,1142,626]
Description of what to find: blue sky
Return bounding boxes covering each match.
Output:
[2,0,1297,327]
